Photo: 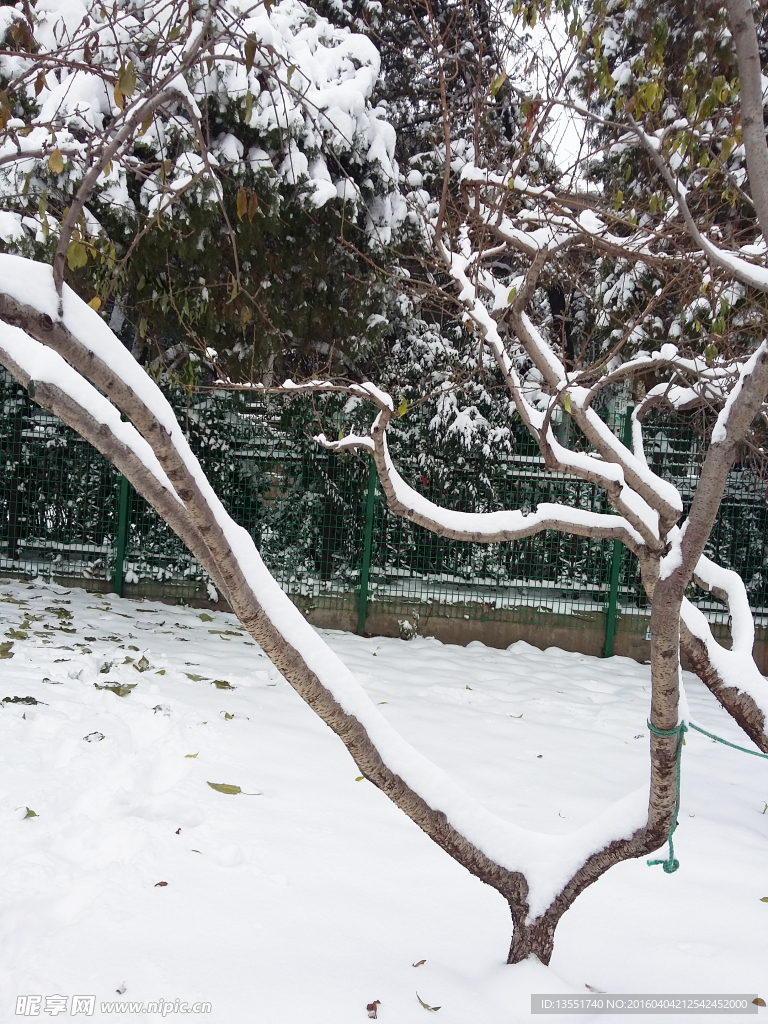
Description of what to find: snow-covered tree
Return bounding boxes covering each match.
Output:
[2,0,768,968]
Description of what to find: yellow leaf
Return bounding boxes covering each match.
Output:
[48,148,64,174]
[113,84,124,111]
[139,115,153,135]
[118,60,136,97]
[398,396,407,417]
[24,807,37,819]
[247,192,258,221]
[355,776,364,781]
[236,186,247,222]
[563,393,571,414]
[87,296,101,311]
[416,992,441,1011]
[490,71,507,98]
[185,752,198,758]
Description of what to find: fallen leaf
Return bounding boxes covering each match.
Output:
[355,776,364,782]
[3,695,45,705]
[207,782,248,795]
[176,828,181,834]
[94,682,137,697]
[416,992,441,1011]
[116,985,126,995]
[0,642,13,659]
[185,673,207,682]
[366,1000,381,1019]
[155,669,166,675]
[24,807,37,818]
[185,753,198,758]
[83,732,104,743]
[199,613,213,622]
[134,656,151,672]
[754,998,766,1007]
[154,881,168,887]
[761,897,768,903]
[413,960,426,967]
[212,680,235,690]
[510,713,523,718]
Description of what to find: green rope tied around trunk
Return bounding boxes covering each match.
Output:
[645,718,768,875]
[646,719,687,874]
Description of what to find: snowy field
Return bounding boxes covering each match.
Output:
[0,578,766,1023]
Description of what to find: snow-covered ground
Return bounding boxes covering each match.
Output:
[0,578,765,1023]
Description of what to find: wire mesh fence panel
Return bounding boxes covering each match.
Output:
[0,374,119,589]
[1,372,767,644]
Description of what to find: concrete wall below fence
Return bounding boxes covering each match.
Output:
[7,571,768,676]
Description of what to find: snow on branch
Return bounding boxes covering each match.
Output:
[0,253,657,926]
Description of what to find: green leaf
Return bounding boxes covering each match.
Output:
[6,629,27,640]
[206,781,260,796]
[244,91,253,124]
[398,396,408,417]
[199,613,213,622]
[185,673,207,681]
[507,286,517,304]
[66,240,88,270]
[138,317,148,339]
[212,680,235,690]
[0,642,14,659]
[416,992,441,1011]
[563,393,571,414]
[704,343,719,367]
[244,33,257,73]
[222,712,234,720]
[23,807,37,819]
[761,897,768,902]
[133,656,151,673]
[355,776,364,781]
[185,753,198,758]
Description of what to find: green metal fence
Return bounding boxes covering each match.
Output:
[1,372,766,651]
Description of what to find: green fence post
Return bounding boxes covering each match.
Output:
[604,404,634,657]
[113,474,131,597]
[357,458,377,636]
